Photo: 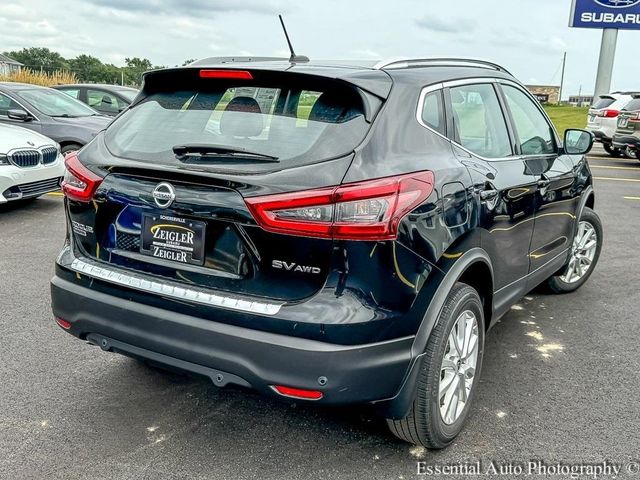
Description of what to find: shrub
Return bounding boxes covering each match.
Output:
[0,68,77,87]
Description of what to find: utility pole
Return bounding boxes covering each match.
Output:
[121,70,124,86]
[593,28,618,102]
[558,52,567,105]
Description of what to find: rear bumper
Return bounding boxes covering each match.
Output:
[588,129,612,144]
[51,275,414,406]
[612,135,640,150]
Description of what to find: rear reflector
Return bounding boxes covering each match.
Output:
[245,171,435,241]
[199,69,253,80]
[55,317,72,330]
[272,385,324,400]
[62,152,103,203]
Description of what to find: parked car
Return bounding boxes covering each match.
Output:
[54,84,138,117]
[612,95,640,161]
[586,92,637,157]
[0,82,112,154]
[51,57,602,449]
[0,123,65,204]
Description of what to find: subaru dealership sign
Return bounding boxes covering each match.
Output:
[570,0,640,29]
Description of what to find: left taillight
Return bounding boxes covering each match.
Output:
[599,109,620,118]
[244,171,435,241]
[62,152,103,202]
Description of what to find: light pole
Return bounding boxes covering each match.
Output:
[592,28,619,102]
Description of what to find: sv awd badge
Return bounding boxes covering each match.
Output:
[272,260,321,275]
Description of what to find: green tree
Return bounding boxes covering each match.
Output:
[3,47,69,72]
[123,57,154,86]
[68,54,107,83]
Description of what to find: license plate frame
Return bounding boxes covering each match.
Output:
[618,117,629,128]
[140,213,206,266]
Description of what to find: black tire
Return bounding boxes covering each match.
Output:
[623,147,635,159]
[603,143,622,157]
[386,283,485,449]
[61,143,82,155]
[635,150,640,161]
[547,207,602,294]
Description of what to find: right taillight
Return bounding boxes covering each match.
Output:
[62,152,103,202]
[245,171,435,241]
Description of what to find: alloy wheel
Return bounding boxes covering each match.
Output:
[560,220,598,284]
[439,310,479,425]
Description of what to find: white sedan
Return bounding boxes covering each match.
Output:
[0,124,65,203]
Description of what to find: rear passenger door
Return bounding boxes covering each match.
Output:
[497,82,579,274]
[444,81,538,291]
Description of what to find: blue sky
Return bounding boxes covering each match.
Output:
[1,0,637,98]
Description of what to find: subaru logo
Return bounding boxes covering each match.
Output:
[152,182,176,208]
[594,0,640,8]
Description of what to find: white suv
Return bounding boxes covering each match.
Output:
[587,93,637,157]
[0,124,65,203]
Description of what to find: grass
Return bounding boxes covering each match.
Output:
[544,105,589,134]
[0,68,77,87]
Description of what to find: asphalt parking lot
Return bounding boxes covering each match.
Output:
[1,147,639,480]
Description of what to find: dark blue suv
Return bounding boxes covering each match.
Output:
[51,57,602,448]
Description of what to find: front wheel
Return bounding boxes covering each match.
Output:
[546,207,602,294]
[61,143,82,156]
[386,283,484,449]
[603,143,622,157]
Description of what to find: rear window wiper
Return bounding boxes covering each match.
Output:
[172,144,279,163]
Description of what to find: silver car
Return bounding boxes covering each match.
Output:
[0,82,112,154]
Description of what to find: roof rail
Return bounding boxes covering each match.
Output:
[374,58,512,75]
[189,56,291,66]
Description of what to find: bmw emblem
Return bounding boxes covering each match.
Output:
[152,182,176,208]
[594,0,640,8]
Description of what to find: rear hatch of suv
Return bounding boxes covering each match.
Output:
[616,97,640,138]
[63,66,390,304]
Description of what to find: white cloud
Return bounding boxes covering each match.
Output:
[1,0,637,97]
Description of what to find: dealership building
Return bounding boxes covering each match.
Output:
[525,85,561,105]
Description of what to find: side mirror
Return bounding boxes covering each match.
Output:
[564,129,594,155]
[7,109,32,122]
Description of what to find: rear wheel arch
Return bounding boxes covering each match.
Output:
[585,191,595,210]
[457,260,493,330]
[383,248,494,420]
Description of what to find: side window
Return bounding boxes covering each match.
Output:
[420,90,445,135]
[449,83,512,159]
[60,89,80,99]
[502,85,556,155]
[87,89,119,114]
[0,93,21,116]
[297,90,322,126]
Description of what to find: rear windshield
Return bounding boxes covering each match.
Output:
[591,97,615,110]
[104,76,368,167]
[623,98,640,112]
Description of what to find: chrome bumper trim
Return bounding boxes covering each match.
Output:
[58,247,283,316]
